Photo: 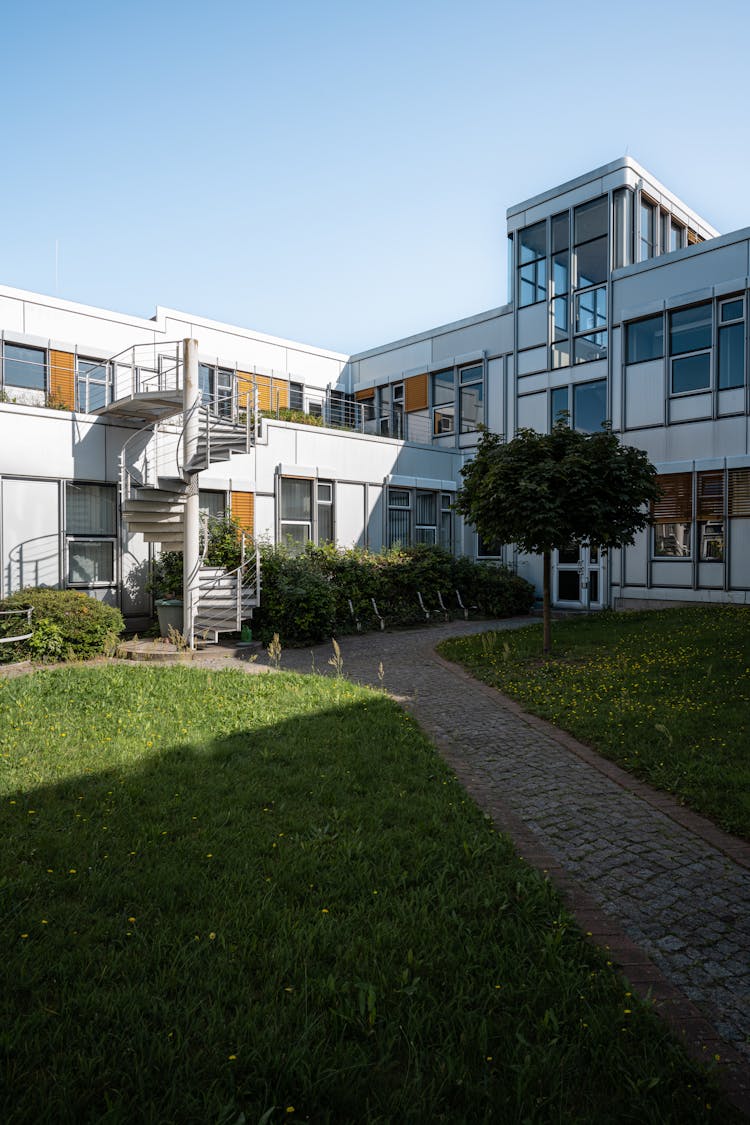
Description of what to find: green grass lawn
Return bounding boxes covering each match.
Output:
[0,665,737,1123]
[439,604,750,839]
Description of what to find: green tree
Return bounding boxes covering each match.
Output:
[454,423,661,653]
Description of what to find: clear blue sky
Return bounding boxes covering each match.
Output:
[2,0,749,354]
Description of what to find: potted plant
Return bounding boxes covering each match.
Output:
[147,551,184,638]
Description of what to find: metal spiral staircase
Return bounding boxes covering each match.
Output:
[101,339,261,645]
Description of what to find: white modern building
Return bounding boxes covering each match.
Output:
[1,156,748,633]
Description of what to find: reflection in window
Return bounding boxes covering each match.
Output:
[573,380,606,432]
[574,332,607,366]
[432,369,455,434]
[518,221,547,306]
[551,386,569,426]
[575,287,606,333]
[459,365,483,433]
[718,300,744,390]
[576,237,608,289]
[670,303,712,394]
[626,315,664,363]
[279,477,334,548]
[670,221,684,252]
[639,199,656,260]
[654,522,691,557]
[575,197,608,289]
[77,358,112,413]
[3,343,46,390]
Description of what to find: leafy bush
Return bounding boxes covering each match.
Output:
[0,588,124,664]
[148,516,245,599]
[253,543,534,645]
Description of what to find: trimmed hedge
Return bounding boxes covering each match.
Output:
[0,588,124,664]
[253,543,534,645]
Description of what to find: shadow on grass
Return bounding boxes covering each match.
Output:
[0,666,734,1125]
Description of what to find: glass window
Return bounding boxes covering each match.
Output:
[68,541,114,585]
[198,363,214,406]
[289,381,304,410]
[575,238,608,288]
[317,482,334,542]
[440,493,452,551]
[551,212,569,252]
[388,489,411,546]
[477,532,502,557]
[574,197,608,244]
[670,303,712,355]
[575,287,606,333]
[281,477,312,521]
[654,522,691,557]
[415,491,437,544]
[639,199,656,260]
[550,341,571,369]
[553,296,569,336]
[670,221,684,252]
[432,369,455,434]
[518,221,546,263]
[199,490,226,519]
[65,482,116,586]
[719,323,744,389]
[574,332,607,365]
[626,315,664,364]
[552,252,569,296]
[721,298,743,323]
[672,353,711,394]
[77,358,112,413]
[518,221,546,307]
[66,482,116,535]
[573,380,606,433]
[613,188,633,269]
[459,366,483,433]
[3,343,46,390]
[216,368,233,418]
[551,386,569,426]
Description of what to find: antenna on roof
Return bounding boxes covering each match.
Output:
[55,240,59,294]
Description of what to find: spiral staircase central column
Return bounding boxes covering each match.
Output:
[182,338,200,648]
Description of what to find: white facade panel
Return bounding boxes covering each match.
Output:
[517,303,546,350]
[2,478,60,594]
[517,348,547,376]
[729,521,750,588]
[431,321,496,363]
[486,357,504,436]
[356,341,431,384]
[517,391,546,433]
[669,394,712,423]
[624,362,665,429]
[336,482,366,548]
[366,485,385,552]
[651,561,693,587]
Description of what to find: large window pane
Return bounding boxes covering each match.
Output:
[550,341,571,369]
[576,237,608,288]
[574,197,608,244]
[66,483,116,535]
[519,259,546,306]
[574,331,607,365]
[281,478,312,520]
[415,491,437,527]
[575,287,606,333]
[4,344,46,390]
[670,304,711,355]
[639,200,656,260]
[432,370,454,405]
[626,315,664,363]
[574,380,607,432]
[654,522,691,557]
[552,253,569,296]
[388,507,410,546]
[672,353,711,393]
[459,382,483,432]
[68,541,114,584]
[719,323,744,389]
[518,221,546,263]
[551,386,569,425]
[551,212,569,252]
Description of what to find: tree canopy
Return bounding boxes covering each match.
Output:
[455,423,661,651]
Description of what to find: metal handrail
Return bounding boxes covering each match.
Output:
[0,606,33,644]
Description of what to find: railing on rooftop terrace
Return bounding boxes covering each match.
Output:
[103,342,436,445]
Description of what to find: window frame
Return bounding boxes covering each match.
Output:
[458,364,484,433]
[64,481,117,587]
[2,342,47,392]
[76,356,113,413]
[669,302,712,396]
[517,220,547,307]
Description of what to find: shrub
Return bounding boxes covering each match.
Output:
[0,588,124,664]
[253,543,534,645]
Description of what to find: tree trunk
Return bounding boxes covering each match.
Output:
[543,549,552,656]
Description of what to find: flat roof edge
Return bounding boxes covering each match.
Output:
[350,305,511,362]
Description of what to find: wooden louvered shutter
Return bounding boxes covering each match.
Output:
[50,350,76,410]
[696,471,724,520]
[729,469,750,517]
[355,387,375,401]
[404,373,428,412]
[231,492,254,537]
[652,473,692,521]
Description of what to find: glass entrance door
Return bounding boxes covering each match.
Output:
[554,543,602,608]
